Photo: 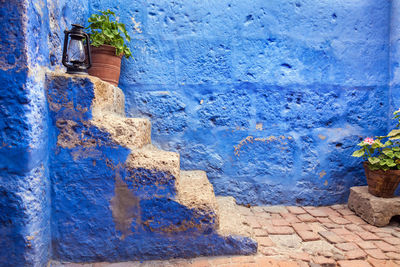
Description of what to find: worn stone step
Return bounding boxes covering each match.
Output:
[176,170,219,227]
[216,196,255,239]
[47,72,125,117]
[126,144,180,180]
[91,75,125,117]
[91,114,151,149]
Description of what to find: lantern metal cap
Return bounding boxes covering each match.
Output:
[71,24,84,29]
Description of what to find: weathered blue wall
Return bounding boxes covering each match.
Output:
[391,0,400,114]
[90,0,392,205]
[391,1,400,197]
[0,0,90,266]
[0,0,398,265]
[47,0,90,68]
[0,0,51,266]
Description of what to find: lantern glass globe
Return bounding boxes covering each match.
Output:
[67,38,86,64]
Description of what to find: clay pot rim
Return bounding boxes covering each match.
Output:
[90,44,123,58]
[363,161,400,173]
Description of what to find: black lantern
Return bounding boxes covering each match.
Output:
[62,24,91,74]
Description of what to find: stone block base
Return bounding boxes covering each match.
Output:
[348,186,400,227]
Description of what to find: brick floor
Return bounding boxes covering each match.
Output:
[54,204,400,267]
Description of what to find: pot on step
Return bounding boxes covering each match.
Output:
[363,162,400,198]
[88,45,122,86]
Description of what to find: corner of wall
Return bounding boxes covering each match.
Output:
[0,0,53,265]
[390,0,400,118]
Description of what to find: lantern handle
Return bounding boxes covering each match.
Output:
[84,32,92,70]
[62,29,70,68]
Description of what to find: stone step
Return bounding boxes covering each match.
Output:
[125,144,180,180]
[176,170,219,227]
[47,72,125,117]
[216,196,255,239]
[91,76,125,117]
[91,114,151,149]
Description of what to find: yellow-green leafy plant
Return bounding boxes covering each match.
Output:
[352,109,400,171]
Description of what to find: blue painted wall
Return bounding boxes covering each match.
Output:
[0,0,51,266]
[391,0,400,114]
[90,0,392,205]
[47,0,90,68]
[0,0,90,265]
[0,0,398,265]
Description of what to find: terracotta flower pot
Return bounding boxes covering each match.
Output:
[363,162,400,198]
[88,45,122,86]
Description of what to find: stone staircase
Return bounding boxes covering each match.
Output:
[46,72,257,262]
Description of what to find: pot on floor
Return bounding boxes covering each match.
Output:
[363,162,400,198]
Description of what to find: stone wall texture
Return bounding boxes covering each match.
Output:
[0,0,399,265]
[90,0,392,205]
[0,1,50,266]
[0,0,89,265]
[392,0,400,115]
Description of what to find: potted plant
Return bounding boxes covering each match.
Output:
[86,9,137,86]
[352,109,400,197]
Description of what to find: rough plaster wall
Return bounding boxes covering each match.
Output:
[47,0,90,68]
[0,0,90,265]
[390,0,400,196]
[90,0,391,205]
[0,0,51,266]
[391,0,400,113]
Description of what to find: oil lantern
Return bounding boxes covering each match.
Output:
[62,24,91,74]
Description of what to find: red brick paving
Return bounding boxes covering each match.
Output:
[319,230,346,244]
[267,225,295,235]
[286,206,306,215]
[365,248,388,260]
[296,230,320,241]
[357,231,381,241]
[338,259,372,267]
[344,249,367,260]
[297,213,318,222]
[335,242,359,251]
[56,204,400,267]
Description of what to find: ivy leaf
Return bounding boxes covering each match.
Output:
[389,135,400,140]
[352,149,365,157]
[388,129,400,140]
[369,164,381,171]
[372,140,383,149]
[388,161,397,167]
[357,141,365,146]
[386,158,395,164]
[388,129,400,137]
[383,140,393,147]
[383,148,395,158]
[368,157,380,165]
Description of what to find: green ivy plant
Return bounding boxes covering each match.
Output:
[352,109,400,171]
[87,9,135,59]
